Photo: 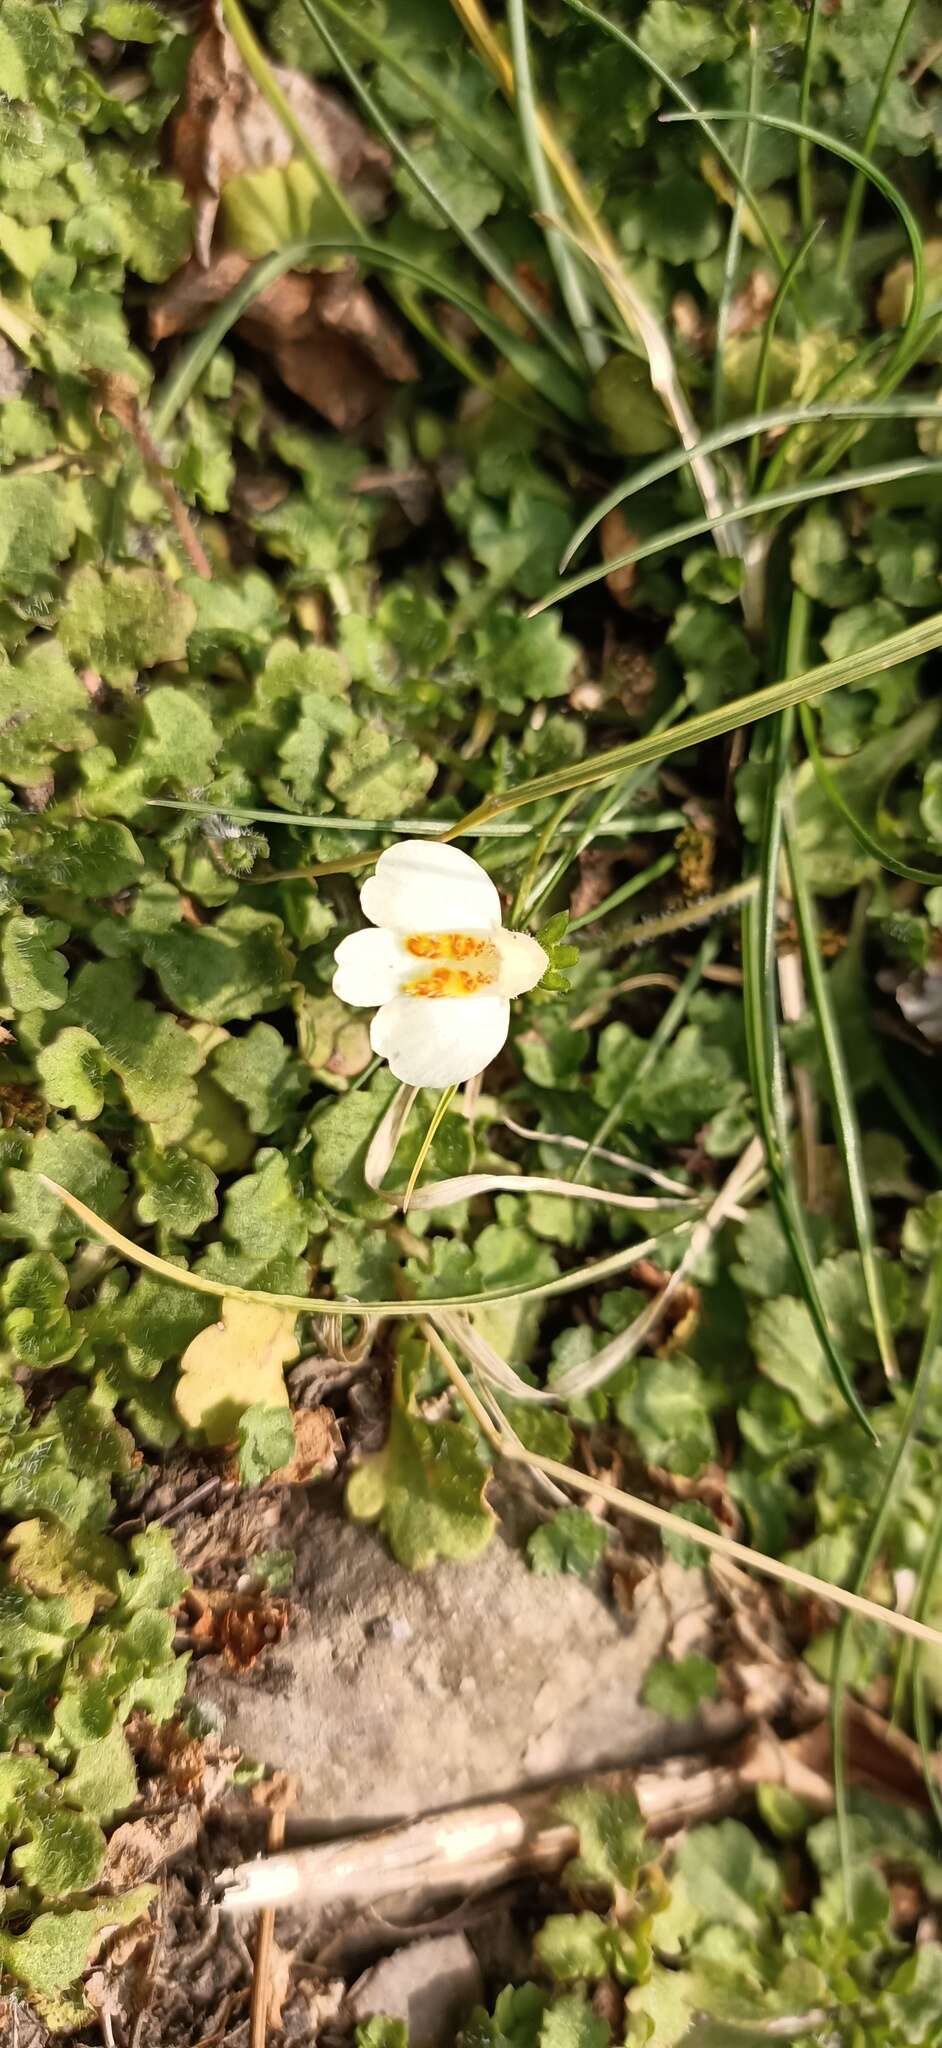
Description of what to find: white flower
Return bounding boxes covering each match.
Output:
[332,839,548,1088]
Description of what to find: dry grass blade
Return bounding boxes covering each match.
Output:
[421,1324,942,1654]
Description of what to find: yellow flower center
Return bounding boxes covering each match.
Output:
[402,931,499,998]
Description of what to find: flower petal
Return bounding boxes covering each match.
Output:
[332,927,405,1007]
[370,992,511,1087]
[493,929,548,998]
[360,839,502,933]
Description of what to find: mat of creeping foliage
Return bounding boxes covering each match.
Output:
[2,0,942,2035]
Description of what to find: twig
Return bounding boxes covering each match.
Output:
[102,377,212,579]
[249,1799,289,2048]
[220,1740,807,1918]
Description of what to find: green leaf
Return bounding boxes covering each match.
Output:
[1,1251,75,1368]
[11,1807,106,1899]
[355,2021,410,2048]
[641,1653,719,1720]
[57,565,196,690]
[537,1993,610,2048]
[35,1031,106,1122]
[615,1357,717,1477]
[60,1721,137,1823]
[238,1403,297,1486]
[0,914,69,1014]
[326,723,436,820]
[791,506,874,608]
[0,641,90,790]
[590,355,674,458]
[673,1819,782,1935]
[395,132,503,233]
[0,1125,127,1257]
[0,1887,154,1996]
[3,817,144,899]
[210,1022,308,1134]
[346,1368,495,1569]
[58,957,205,1125]
[555,1786,645,1895]
[114,1527,186,1615]
[535,1913,649,1986]
[618,171,721,265]
[140,904,296,1024]
[750,1293,853,1427]
[0,475,76,601]
[133,1141,219,1236]
[527,1509,608,1578]
[637,0,737,73]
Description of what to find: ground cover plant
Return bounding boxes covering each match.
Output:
[2,0,942,2037]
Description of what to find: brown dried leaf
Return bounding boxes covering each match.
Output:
[569,849,615,924]
[169,0,387,265]
[600,508,639,609]
[265,1404,342,1486]
[727,267,776,338]
[149,249,417,430]
[129,1716,240,1808]
[191,1591,291,1672]
[101,1807,200,1890]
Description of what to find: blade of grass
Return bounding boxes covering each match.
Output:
[836,0,922,281]
[562,0,791,283]
[573,928,719,1184]
[507,0,606,371]
[712,27,759,428]
[912,1490,942,1835]
[38,1175,698,1318]
[294,606,942,875]
[830,1256,942,1898]
[309,0,527,194]
[451,0,730,532]
[797,0,822,234]
[746,227,824,491]
[561,398,942,569]
[220,0,361,233]
[799,704,942,887]
[294,0,583,376]
[518,698,688,921]
[876,1055,942,1179]
[532,456,942,612]
[421,1321,942,1653]
[150,237,582,441]
[566,849,676,933]
[402,1085,458,1211]
[661,108,926,339]
[742,602,877,1441]
[785,814,900,1386]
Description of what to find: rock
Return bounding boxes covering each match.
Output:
[347,1934,483,2048]
[191,1496,713,1822]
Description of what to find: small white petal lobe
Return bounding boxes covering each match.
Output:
[493,930,548,998]
[370,992,511,1087]
[332,927,405,1007]
[360,838,502,934]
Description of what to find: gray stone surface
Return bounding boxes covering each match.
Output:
[347,1934,483,2047]
[192,1497,712,1823]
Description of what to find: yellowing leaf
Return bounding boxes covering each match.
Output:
[4,1521,121,1626]
[174,1297,299,1443]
